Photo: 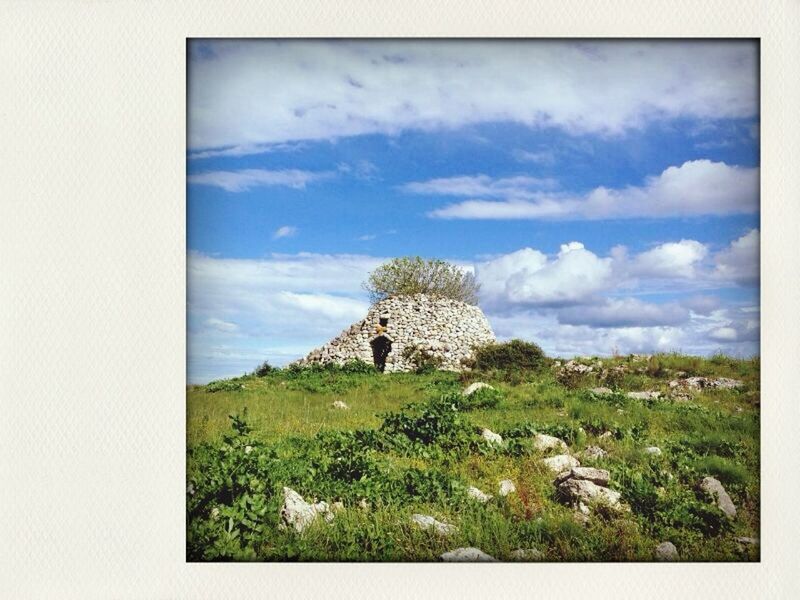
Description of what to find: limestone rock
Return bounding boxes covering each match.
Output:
[582,445,608,460]
[554,467,610,487]
[735,536,759,546]
[598,431,614,440]
[467,486,493,503]
[643,446,662,456]
[463,382,493,396]
[533,433,568,453]
[498,479,516,497]
[509,548,544,561]
[699,476,737,518]
[654,541,679,561]
[411,513,457,536]
[543,454,580,473]
[481,428,503,446]
[589,387,613,396]
[332,400,349,410]
[557,478,622,508]
[440,547,497,562]
[279,487,334,533]
[627,391,661,400]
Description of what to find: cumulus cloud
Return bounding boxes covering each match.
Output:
[272,225,297,239]
[189,40,757,149]
[713,229,760,285]
[424,161,758,221]
[187,168,331,192]
[682,295,722,316]
[204,317,239,333]
[628,240,709,279]
[477,242,613,308]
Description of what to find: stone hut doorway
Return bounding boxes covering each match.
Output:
[370,335,392,372]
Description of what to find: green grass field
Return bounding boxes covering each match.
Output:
[186,352,760,562]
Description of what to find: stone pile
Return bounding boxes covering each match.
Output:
[554,467,623,514]
[292,293,496,373]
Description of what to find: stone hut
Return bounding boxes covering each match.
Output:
[294,293,496,372]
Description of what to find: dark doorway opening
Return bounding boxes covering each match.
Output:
[370,335,392,372]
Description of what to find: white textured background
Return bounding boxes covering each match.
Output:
[1,1,798,598]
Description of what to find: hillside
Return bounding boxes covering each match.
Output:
[186,352,760,562]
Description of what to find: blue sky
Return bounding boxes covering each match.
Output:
[187,40,759,383]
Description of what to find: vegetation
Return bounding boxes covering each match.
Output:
[362,256,480,305]
[187,352,760,562]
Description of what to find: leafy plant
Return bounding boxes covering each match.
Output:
[362,256,480,304]
[473,339,547,372]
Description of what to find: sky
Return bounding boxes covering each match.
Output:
[187,40,760,384]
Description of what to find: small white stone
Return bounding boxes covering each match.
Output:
[654,541,679,561]
[411,513,457,536]
[643,446,662,456]
[509,548,544,561]
[332,400,349,410]
[440,547,497,562]
[542,454,580,473]
[481,428,503,446]
[467,486,493,503]
[498,479,516,496]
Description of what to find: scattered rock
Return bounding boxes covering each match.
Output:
[463,382,493,396]
[543,454,580,473]
[643,446,662,456]
[735,536,759,546]
[411,513,457,536]
[669,376,744,391]
[627,391,661,400]
[498,479,516,497]
[332,400,349,410]
[279,487,334,533]
[533,433,568,453]
[467,486,493,503]
[554,467,610,487]
[654,541,679,561]
[699,476,737,518]
[589,387,613,396]
[358,498,370,511]
[598,431,614,440]
[481,428,503,446]
[582,445,608,460]
[509,548,544,561]
[440,547,497,562]
[557,478,622,509]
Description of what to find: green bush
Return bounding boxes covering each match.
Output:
[205,379,245,393]
[363,256,480,304]
[379,396,474,450]
[473,339,547,373]
[253,361,274,377]
[449,387,504,411]
[401,345,444,374]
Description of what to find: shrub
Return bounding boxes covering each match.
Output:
[473,339,547,372]
[339,359,378,375]
[379,396,473,450]
[449,387,503,411]
[205,379,245,393]
[253,361,274,377]
[362,256,480,304]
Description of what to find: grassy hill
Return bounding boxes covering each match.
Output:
[186,352,760,562]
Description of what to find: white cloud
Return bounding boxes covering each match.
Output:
[513,149,557,166]
[628,240,709,279]
[557,298,690,328]
[682,295,721,316]
[477,242,613,307]
[189,40,757,149]
[713,229,760,285]
[187,168,331,192]
[273,225,297,239]
[709,327,738,341]
[188,142,304,160]
[426,160,758,221]
[403,175,557,199]
[205,317,239,333]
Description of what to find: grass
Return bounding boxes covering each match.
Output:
[186,353,760,562]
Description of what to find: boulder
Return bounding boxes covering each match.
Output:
[589,387,613,396]
[533,433,568,453]
[654,541,679,561]
[509,548,544,561]
[467,486,493,503]
[582,445,608,460]
[542,454,580,473]
[735,536,759,546]
[643,446,662,456]
[699,476,737,518]
[332,400,349,410]
[411,513,457,536]
[440,547,497,562]
[557,478,622,509]
[463,382,493,396]
[554,466,610,487]
[481,428,503,446]
[279,487,333,533]
[498,479,516,497]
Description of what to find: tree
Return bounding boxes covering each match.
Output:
[363,256,480,305]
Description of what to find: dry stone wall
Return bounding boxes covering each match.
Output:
[294,294,496,372]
